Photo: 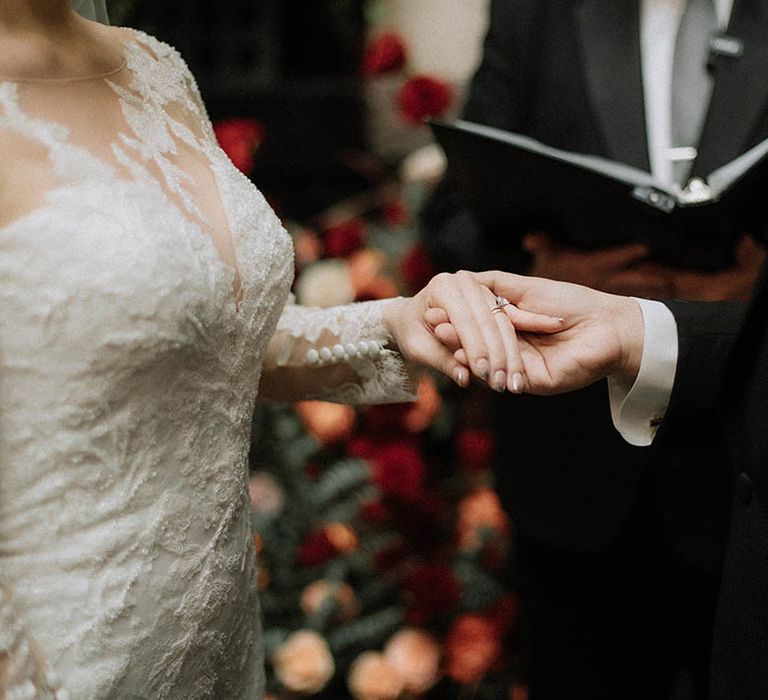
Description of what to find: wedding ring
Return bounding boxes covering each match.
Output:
[492,295,513,314]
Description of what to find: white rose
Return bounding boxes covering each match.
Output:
[296,259,355,307]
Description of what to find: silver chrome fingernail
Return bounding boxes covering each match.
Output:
[493,370,506,392]
[511,372,524,394]
[454,368,466,386]
[476,359,490,381]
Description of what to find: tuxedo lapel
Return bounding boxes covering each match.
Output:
[575,0,650,170]
[694,0,768,175]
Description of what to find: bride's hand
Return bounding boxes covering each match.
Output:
[382,270,563,392]
[426,271,644,395]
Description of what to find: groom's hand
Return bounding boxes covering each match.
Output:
[426,273,645,395]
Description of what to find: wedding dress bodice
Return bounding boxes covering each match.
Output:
[0,28,413,699]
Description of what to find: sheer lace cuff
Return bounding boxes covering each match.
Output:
[264,297,419,404]
[0,583,66,700]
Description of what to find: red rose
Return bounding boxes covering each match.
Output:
[213,117,264,175]
[404,563,461,624]
[456,427,494,473]
[368,441,426,503]
[324,218,366,258]
[346,435,378,460]
[298,529,337,567]
[399,244,437,295]
[398,75,453,125]
[362,32,408,76]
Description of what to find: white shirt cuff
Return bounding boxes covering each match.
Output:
[608,298,678,446]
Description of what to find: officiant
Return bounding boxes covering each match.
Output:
[422,0,768,698]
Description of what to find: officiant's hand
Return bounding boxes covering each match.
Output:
[425,272,644,395]
[522,233,674,298]
[383,271,563,391]
[667,234,765,302]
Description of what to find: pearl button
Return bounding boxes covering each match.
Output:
[306,348,320,365]
[332,344,346,359]
[319,347,333,362]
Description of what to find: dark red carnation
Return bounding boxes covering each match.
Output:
[362,32,408,76]
[399,244,437,295]
[368,441,426,503]
[404,563,461,624]
[324,218,366,258]
[456,427,494,472]
[213,117,264,175]
[298,529,337,567]
[398,74,453,125]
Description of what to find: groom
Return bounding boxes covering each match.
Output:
[422,0,768,697]
[433,265,768,700]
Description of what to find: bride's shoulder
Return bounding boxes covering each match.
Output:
[105,26,184,65]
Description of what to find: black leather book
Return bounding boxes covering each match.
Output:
[430,118,768,270]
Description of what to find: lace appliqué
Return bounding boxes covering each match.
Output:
[274,298,417,404]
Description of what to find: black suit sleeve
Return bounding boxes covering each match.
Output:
[420,0,541,274]
[655,299,746,442]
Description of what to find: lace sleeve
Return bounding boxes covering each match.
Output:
[0,583,66,699]
[259,296,420,404]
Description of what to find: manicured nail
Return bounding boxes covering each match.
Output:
[476,358,490,381]
[511,372,524,394]
[454,368,466,386]
[493,370,506,392]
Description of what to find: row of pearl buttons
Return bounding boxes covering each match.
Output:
[306,340,386,366]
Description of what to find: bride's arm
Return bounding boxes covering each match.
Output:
[259,272,564,404]
[259,297,418,404]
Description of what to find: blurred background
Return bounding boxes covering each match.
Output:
[109,2,530,699]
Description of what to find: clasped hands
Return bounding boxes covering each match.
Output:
[382,270,645,396]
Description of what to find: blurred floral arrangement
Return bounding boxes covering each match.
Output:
[213,117,526,699]
[211,21,526,696]
[360,2,456,163]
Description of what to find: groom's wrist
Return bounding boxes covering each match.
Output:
[612,296,645,382]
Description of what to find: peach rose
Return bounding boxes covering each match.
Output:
[301,579,360,621]
[295,401,357,445]
[347,651,405,700]
[404,375,442,433]
[324,523,359,553]
[293,227,323,267]
[296,259,355,307]
[457,487,509,551]
[444,614,501,684]
[383,628,441,694]
[272,629,335,694]
[348,249,399,300]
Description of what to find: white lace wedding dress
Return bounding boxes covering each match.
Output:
[0,28,414,699]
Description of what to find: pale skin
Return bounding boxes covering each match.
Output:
[426,271,646,394]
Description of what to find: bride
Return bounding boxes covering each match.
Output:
[0,1,559,697]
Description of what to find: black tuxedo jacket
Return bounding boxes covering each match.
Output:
[660,278,768,697]
[422,0,768,557]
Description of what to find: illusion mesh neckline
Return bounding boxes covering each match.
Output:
[0,57,127,84]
